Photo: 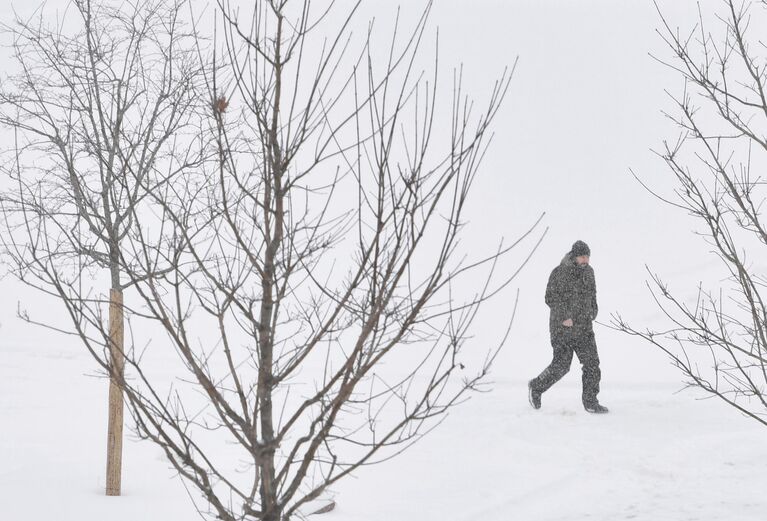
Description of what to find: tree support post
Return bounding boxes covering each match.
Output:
[106,288,124,496]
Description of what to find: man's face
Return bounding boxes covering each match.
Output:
[575,255,590,266]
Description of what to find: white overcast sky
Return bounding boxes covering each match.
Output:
[0,0,726,383]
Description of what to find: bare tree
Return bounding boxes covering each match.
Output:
[3,0,544,519]
[615,0,767,427]
[0,0,205,495]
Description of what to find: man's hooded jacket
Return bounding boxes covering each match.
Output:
[545,254,598,333]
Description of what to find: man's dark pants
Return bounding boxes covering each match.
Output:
[530,323,601,406]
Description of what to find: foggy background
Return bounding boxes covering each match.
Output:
[2,1,758,520]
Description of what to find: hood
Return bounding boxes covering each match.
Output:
[560,253,575,266]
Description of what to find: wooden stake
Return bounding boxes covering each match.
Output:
[106,288,124,496]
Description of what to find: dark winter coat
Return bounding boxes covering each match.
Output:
[545,254,598,333]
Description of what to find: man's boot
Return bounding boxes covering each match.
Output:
[584,402,609,414]
[528,381,542,410]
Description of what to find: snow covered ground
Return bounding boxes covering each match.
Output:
[3,329,766,521]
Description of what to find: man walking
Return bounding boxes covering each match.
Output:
[528,240,608,414]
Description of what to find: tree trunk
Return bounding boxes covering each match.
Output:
[105,288,124,496]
